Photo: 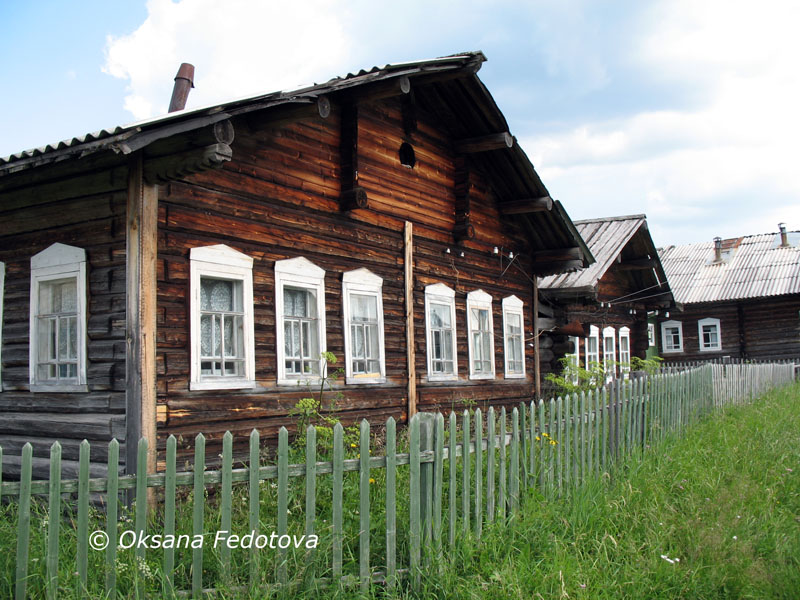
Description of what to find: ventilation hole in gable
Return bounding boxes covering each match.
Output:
[399,142,416,168]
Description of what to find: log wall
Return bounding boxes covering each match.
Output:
[0,163,129,478]
[156,98,538,462]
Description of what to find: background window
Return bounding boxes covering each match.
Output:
[661,320,683,353]
[502,295,525,378]
[425,283,457,381]
[467,290,495,379]
[618,327,631,374]
[603,326,616,379]
[190,245,255,390]
[585,325,600,369]
[698,318,721,351]
[30,243,87,391]
[342,268,386,384]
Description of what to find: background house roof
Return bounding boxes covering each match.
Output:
[539,214,670,305]
[659,231,800,304]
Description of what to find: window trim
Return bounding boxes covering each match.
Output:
[568,335,580,384]
[424,283,458,382]
[585,325,600,369]
[342,268,386,385]
[698,317,722,352]
[661,319,684,353]
[501,295,526,379]
[618,326,631,374]
[603,326,616,379]
[29,243,88,392]
[647,322,656,347]
[190,245,256,391]
[275,257,327,386]
[466,290,495,380]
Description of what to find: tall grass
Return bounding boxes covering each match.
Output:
[387,382,800,600]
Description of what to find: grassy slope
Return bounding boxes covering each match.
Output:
[395,384,800,600]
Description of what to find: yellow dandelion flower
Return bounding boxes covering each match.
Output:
[543,432,549,437]
[550,440,556,446]
[535,436,541,442]
[350,443,357,448]
[369,478,376,485]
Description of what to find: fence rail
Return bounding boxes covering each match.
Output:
[1,362,795,598]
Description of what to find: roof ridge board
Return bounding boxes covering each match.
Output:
[572,213,646,224]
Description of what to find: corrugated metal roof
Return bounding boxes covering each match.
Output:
[0,53,487,171]
[540,215,647,290]
[659,232,800,304]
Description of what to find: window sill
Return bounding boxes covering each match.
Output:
[426,374,458,383]
[190,379,256,391]
[661,349,683,354]
[30,384,89,393]
[277,376,323,387]
[503,373,526,380]
[345,376,386,385]
[469,373,496,381]
[699,347,721,352]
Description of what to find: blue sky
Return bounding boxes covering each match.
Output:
[2,0,799,247]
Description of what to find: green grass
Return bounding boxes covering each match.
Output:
[382,383,800,600]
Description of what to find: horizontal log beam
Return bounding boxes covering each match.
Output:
[499,196,553,215]
[143,143,232,184]
[531,246,583,262]
[455,132,514,154]
[533,259,585,275]
[616,258,658,270]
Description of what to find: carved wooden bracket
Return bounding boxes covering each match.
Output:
[340,103,368,212]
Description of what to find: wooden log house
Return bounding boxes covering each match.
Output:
[0,52,593,477]
[656,226,800,363]
[538,215,673,387]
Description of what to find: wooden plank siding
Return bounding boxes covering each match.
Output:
[154,98,537,463]
[0,168,129,478]
[658,295,800,362]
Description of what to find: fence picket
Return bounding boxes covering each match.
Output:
[448,412,456,547]
[277,428,289,586]
[163,436,176,595]
[332,423,344,581]
[359,420,370,592]
[487,407,495,522]
[499,407,507,517]
[385,417,397,589]
[105,439,119,598]
[305,425,317,581]
[248,429,259,589]
[46,442,61,600]
[15,443,32,600]
[409,414,421,589]
[220,432,233,585]
[191,434,206,597]
[76,440,90,594]
[462,410,471,539]
[474,408,483,538]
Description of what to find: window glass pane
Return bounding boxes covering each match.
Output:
[430,303,451,328]
[285,288,315,318]
[351,294,377,322]
[201,279,234,311]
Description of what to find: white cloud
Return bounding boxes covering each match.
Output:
[523,0,800,244]
[103,0,351,120]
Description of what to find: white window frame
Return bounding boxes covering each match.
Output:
[647,323,656,347]
[698,317,721,352]
[661,320,683,353]
[603,326,616,379]
[190,245,256,390]
[502,295,526,379]
[275,257,327,386]
[466,290,495,380]
[585,325,600,369]
[424,283,458,382]
[618,326,631,374]
[0,261,4,390]
[342,268,386,384]
[29,243,88,392]
[568,335,580,384]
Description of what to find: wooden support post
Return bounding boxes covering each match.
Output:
[405,222,417,419]
[533,276,541,398]
[126,153,158,483]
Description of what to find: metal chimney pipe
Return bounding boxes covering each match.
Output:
[778,223,789,247]
[168,63,195,113]
[713,236,722,262]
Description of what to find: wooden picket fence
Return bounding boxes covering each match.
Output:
[1,362,795,598]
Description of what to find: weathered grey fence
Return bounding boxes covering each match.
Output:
[1,362,794,598]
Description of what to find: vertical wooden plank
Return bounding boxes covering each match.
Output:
[76,441,90,593]
[385,418,397,590]
[474,408,483,538]
[46,442,61,600]
[499,407,507,518]
[448,412,456,548]
[462,410,471,539]
[220,432,233,585]
[163,436,176,596]
[404,221,417,418]
[533,276,541,396]
[433,413,445,557]
[409,414,421,590]
[593,389,599,477]
[547,399,555,496]
[277,428,289,587]
[105,439,120,598]
[134,438,148,599]
[359,420,370,592]
[580,392,587,484]
[601,388,608,473]
[248,429,260,589]
[564,395,572,489]
[125,153,158,480]
[305,426,317,580]
[15,444,33,600]
[192,434,206,598]
[486,407,495,523]
[419,414,434,548]
[557,397,563,492]
[529,401,536,490]
[520,403,527,494]
[539,400,546,493]
[332,423,344,583]
[510,407,520,513]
